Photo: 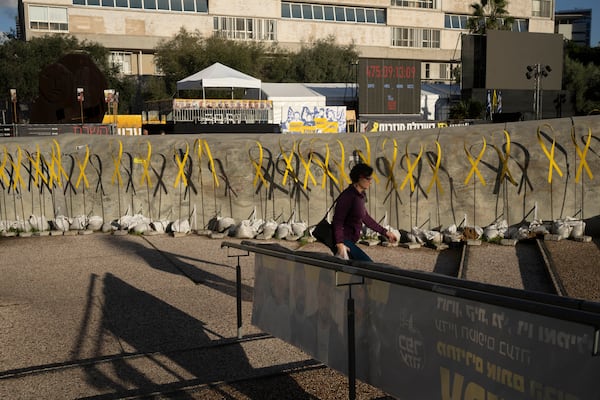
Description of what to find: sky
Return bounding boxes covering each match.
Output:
[0,0,598,45]
[0,0,17,34]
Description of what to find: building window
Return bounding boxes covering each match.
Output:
[71,0,207,12]
[512,19,528,32]
[532,0,552,18]
[111,51,132,75]
[422,28,440,47]
[444,14,468,29]
[214,17,277,41]
[424,63,430,79]
[439,63,449,79]
[281,2,385,24]
[391,0,437,9]
[29,6,68,31]
[445,13,528,32]
[392,27,440,48]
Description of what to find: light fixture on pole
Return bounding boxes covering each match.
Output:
[9,89,17,124]
[526,64,552,120]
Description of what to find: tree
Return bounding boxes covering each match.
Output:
[564,40,600,66]
[467,0,515,34]
[290,36,359,82]
[449,99,484,120]
[563,55,600,115]
[152,28,275,99]
[150,30,360,101]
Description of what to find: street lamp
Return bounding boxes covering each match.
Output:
[526,64,552,120]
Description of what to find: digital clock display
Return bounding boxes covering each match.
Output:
[359,58,421,115]
[365,64,417,80]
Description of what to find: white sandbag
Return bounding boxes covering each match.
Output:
[171,219,191,234]
[275,223,291,239]
[567,219,585,238]
[13,218,32,233]
[87,216,103,231]
[217,217,235,233]
[131,222,150,234]
[552,220,572,240]
[256,220,277,240]
[424,230,443,244]
[101,222,114,233]
[483,224,501,241]
[70,215,88,230]
[53,215,71,232]
[291,221,307,237]
[151,220,169,234]
[29,215,50,232]
[233,220,256,239]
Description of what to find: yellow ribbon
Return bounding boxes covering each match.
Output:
[354,135,379,183]
[136,141,152,187]
[44,146,57,188]
[0,147,9,187]
[382,138,399,190]
[492,130,517,186]
[297,140,317,190]
[51,140,69,188]
[464,138,487,186]
[536,125,563,183]
[333,139,351,185]
[278,139,296,186]
[250,141,269,188]
[194,139,220,188]
[203,140,219,188]
[173,142,189,188]
[75,145,90,189]
[110,140,124,187]
[27,145,48,188]
[426,140,443,195]
[311,141,339,188]
[571,126,593,183]
[399,144,423,192]
[10,146,25,191]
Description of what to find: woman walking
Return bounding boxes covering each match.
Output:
[332,163,397,261]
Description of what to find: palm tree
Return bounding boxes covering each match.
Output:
[467,0,515,34]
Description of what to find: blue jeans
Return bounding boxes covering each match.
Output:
[344,240,373,262]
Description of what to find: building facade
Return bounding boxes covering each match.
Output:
[17,0,556,80]
[555,9,592,47]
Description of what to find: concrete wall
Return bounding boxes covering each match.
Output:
[2,115,600,235]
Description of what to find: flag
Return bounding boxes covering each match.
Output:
[492,90,498,113]
[486,89,491,118]
[497,91,502,113]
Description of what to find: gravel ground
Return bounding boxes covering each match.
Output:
[543,237,600,302]
[1,232,598,399]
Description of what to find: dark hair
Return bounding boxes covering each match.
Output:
[349,163,373,183]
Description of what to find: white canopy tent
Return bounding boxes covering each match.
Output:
[176,62,261,99]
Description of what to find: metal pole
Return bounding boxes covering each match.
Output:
[539,67,544,120]
[236,255,243,339]
[347,286,356,400]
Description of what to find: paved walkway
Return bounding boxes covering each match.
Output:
[0,233,318,399]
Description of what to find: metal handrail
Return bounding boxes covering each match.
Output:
[221,240,600,326]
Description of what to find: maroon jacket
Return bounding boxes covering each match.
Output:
[332,185,386,244]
